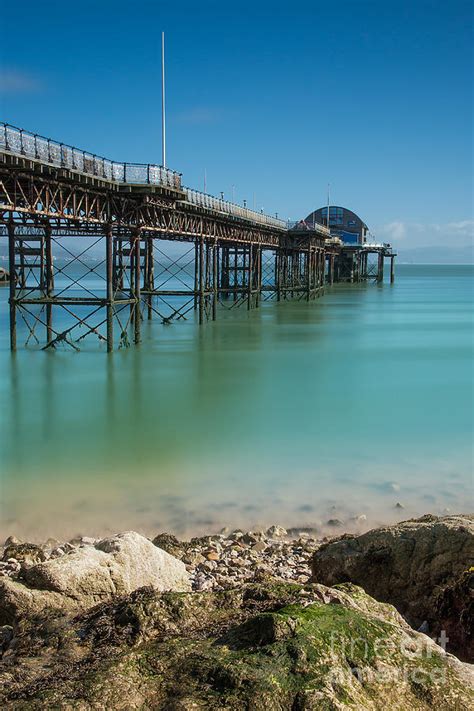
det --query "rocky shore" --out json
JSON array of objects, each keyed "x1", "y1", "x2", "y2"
[{"x1": 0, "y1": 514, "x2": 473, "y2": 708}]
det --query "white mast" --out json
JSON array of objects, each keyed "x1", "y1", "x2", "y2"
[
  {"x1": 327, "y1": 183, "x2": 330, "y2": 229},
  {"x1": 161, "y1": 32, "x2": 166, "y2": 168}
]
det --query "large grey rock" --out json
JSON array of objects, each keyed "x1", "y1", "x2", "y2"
[
  {"x1": 311, "y1": 514, "x2": 474, "y2": 656},
  {"x1": 1, "y1": 582, "x2": 473, "y2": 708},
  {"x1": 0, "y1": 531, "x2": 190, "y2": 624}
]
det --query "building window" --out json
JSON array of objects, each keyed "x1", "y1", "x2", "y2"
[{"x1": 321, "y1": 207, "x2": 343, "y2": 226}]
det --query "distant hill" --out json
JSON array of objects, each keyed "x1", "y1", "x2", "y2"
[
  {"x1": 396, "y1": 244, "x2": 473, "y2": 264},
  {"x1": 1, "y1": 240, "x2": 472, "y2": 264}
]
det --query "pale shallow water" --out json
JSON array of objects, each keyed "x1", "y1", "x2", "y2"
[{"x1": 0, "y1": 264, "x2": 473, "y2": 541}]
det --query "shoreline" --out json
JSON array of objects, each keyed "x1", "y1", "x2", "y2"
[
  {"x1": 2, "y1": 491, "x2": 467, "y2": 544},
  {"x1": 0, "y1": 511, "x2": 468, "y2": 594}
]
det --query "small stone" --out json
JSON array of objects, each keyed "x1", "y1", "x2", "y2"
[
  {"x1": 3, "y1": 536, "x2": 21, "y2": 547},
  {"x1": 80, "y1": 537, "x2": 97, "y2": 546},
  {"x1": 251, "y1": 541, "x2": 267, "y2": 553},
  {"x1": 230, "y1": 558, "x2": 247, "y2": 568},
  {"x1": 326, "y1": 519, "x2": 344, "y2": 528},
  {"x1": 189, "y1": 536, "x2": 216, "y2": 548},
  {"x1": 43, "y1": 537, "x2": 61, "y2": 550},
  {"x1": 266, "y1": 525, "x2": 287, "y2": 538},
  {"x1": 205, "y1": 551, "x2": 219, "y2": 561},
  {"x1": 50, "y1": 547, "x2": 66, "y2": 559},
  {"x1": 182, "y1": 552, "x2": 205, "y2": 566},
  {"x1": 199, "y1": 560, "x2": 217, "y2": 571}
]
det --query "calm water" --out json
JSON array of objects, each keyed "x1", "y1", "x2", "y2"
[{"x1": 0, "y1": 264, "x2": 473, "y2": 541}]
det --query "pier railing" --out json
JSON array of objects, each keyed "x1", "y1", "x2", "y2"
[
  {"x1": 0, "y1": 122, "x2": 289, "y2": 230},
  {"x1": 0, "y1": 122, "x2": 182, "y2": 190},
  {"x1": 287, "y1": 219, "x2": 330, "y2": 237},
  {"x1": 184, "y1": 188, "x2": 287, "y2": 230}
]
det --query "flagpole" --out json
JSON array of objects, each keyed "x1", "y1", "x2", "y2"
[
  {"x1": 161, "y1": 31, "x2": 166, "y2": 168},
  {"x1": 327, "y1": 183, "x2": 330, "y2": 229}
]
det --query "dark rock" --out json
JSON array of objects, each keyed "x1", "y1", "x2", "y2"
[
  {"x1": 312, "y1": 514, "x2": 474, "y2": 660},
  {"x1": 326, "y1": 518, "x2": 344, "y2": 527},
  {"x1": 152, "y1": 532, "x2": 185, "y2": 559},
  {"x1": 0, "y1": 625, "x2": 13, "y2": 655},
  {"x1": 434, "y1": 568, "x2": 474, "y2": 662}
]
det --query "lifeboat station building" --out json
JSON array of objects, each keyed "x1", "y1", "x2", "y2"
[{"x1": 304, "y1": 206, "x2": 369, "y2": 246}]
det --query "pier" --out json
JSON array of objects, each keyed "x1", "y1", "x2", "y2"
[{"x1": 0, "y1": 123, "x2": 396, "y2": 351}]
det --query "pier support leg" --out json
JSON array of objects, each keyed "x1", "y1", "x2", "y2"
[
  {"x1": 193, "y1": 241, "x2": 199, "y2": 309},
  {"x1": 276, "y1": 252, "x2": 281, "y2": 302},
  {"x1": 390, "y1": 256, "x2": 395, "y2": 283},
  {"x1": 212, "y1": 241, "x2": 218, "y2": 320},
  {"x1": 256, "y1": 246, "x2": 262, "y2": 307},
  {"x1": 316, "y1": 252, "x2": 320, "y2": 291},
  {"x1": 221, "y1": 246, "x2": 230, "y2": 299},
  {"x1": 8, "y1": 222, "x2": 16, "y2": 351},
  {"x1": 377, "y1": 252, "x2": 384, "y2": 283},
  {"x1": 134, "y1": 231, "x2": 141, "y2": 344},
  {"x1": 247, "y1": 244, "x2": 253, "y2": 310},
  {"x1": 44, "y1": 223, "x2": 54, "y2": 344},
  {"x1": 199, "y1": 238, "x2": 204, "y2": 324},
  {"x1": 106, "y1": 225, "x2": 114, "y2": 352},
  {"x1": 145, "y1": 238, "x2": 154, "y2": 320},
  {"x1": 306, "y1": 250, "x2": 311, "y2": 301},
  {"x1": 233, "y1": 248, "x2": 238, "y2": 302}
]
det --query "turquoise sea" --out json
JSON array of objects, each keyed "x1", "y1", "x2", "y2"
[{"x1": 0, "y1": 264, "x2": 473, "y2": 541}]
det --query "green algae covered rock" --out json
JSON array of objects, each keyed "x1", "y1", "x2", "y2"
[
  {"x1": 311, "y1": 514, "x2": 474, "y2": 661},
  {"x1": 1, "y1": 582, "x2": 472, "y2": 709}
]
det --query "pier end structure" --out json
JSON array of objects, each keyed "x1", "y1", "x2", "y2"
[{"x1": 299, "y1": 205, "x2": 396, "y2": 284}]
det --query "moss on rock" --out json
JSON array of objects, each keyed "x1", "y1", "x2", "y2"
[{"x1": 1, "y1": 582, "x2": 473, "y2": 709}]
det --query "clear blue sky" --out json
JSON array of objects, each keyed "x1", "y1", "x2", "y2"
[{"x1": 1, "y1": 0, "x2": 472, "y2": 250}]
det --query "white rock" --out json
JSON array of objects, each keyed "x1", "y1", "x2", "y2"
[{"x1": 22, "y1": 531, "x2": 190, "y2": 607}]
